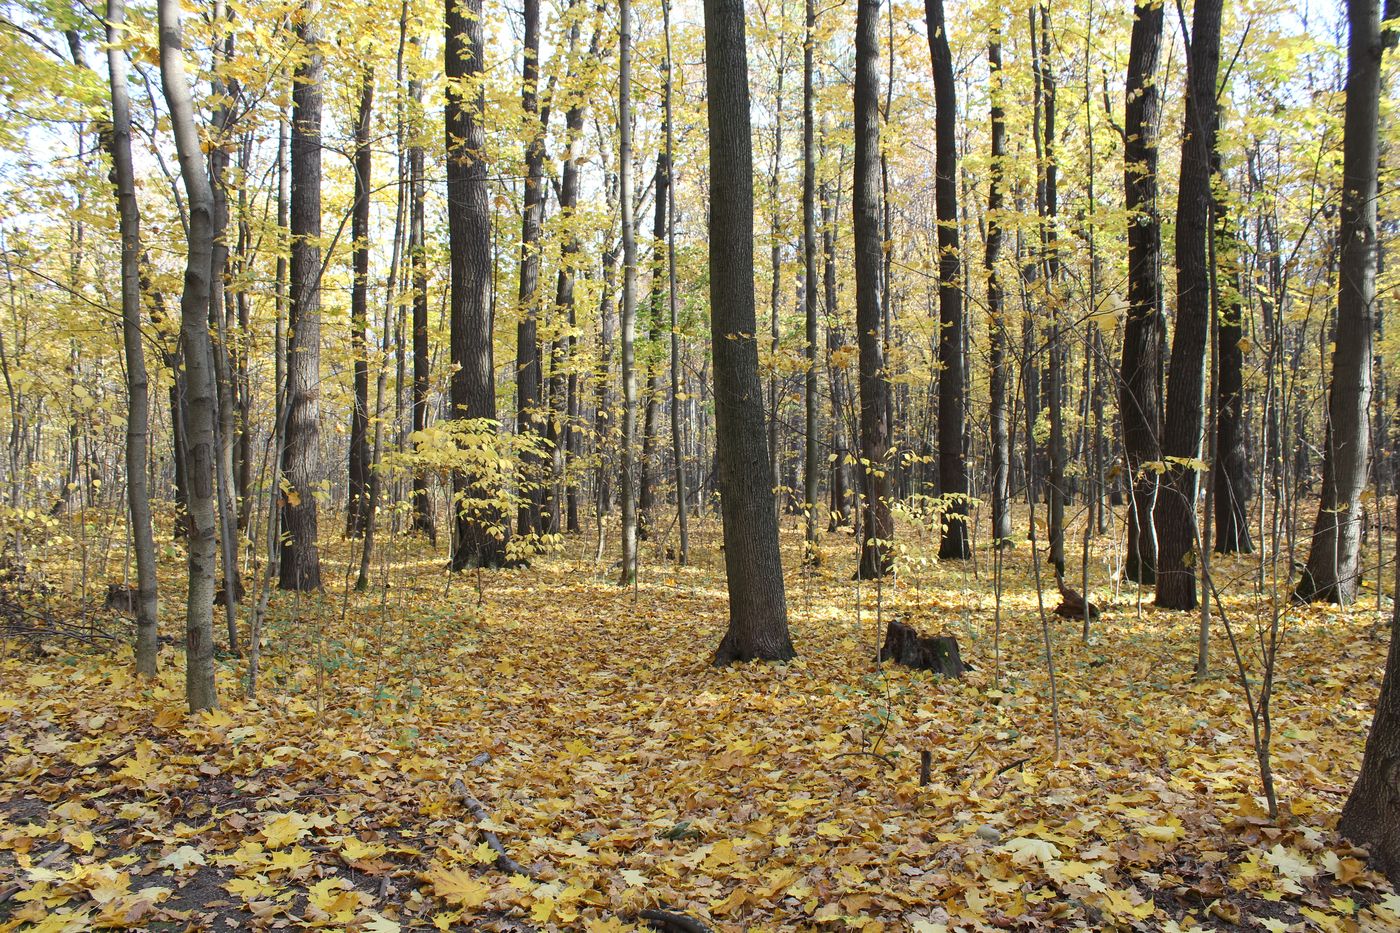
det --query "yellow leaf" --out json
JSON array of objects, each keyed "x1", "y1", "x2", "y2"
[{"x1": 426, "y1": 865, "x2": 491, "y2": 907}]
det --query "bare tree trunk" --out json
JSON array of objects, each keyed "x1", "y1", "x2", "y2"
[
  {"x1": 640, "y1": 155, "x2": 669, "y2": 541},
  {"x1": 853, "y1": 0, "x2": 893, "y2": 579},
  {"x1": 347, "y1": 70, "x2": 374, "y2": 538},
  {"x1": 446, "y1": 0, "x2": 510, "y2": 569},
  {"x1": 1296, "y1": 0, "x2": 1387, "y2": 604},
  {"x1": 822, "y1": 176, "x2": 851, "y2": 530},
  {"x1": 618, "y1": 0, "x2": 639, "y2": 585},
  {"x1": 408, "y1": 69, "x2": 434, "y2": 542},
  {"x1": 1120, "y1": 0, "x2": 1165, "y2": 584},
  {"x1": 986, "y1": 37, "x2": 1012, "y2": 547},
  {"x1": 1214, "y1": 212, "x2": 1255, "y2": 554},
  {"x1": 927, "y1": 0, "x2": 970, "y2": 560},
  {"x1": 515, "y1": 0, "x2": 545, "y2": 539},
  {"x1": 158, "y1": 0, "x2": 218, "y2": 710},
  {"x1": 279, "y1": 5, "x2": 325, "y2": 590},
  {"x1": 704, "y1": 0, "x2": 795, "y2": 664},
  {"x1": 801, "y1": 0, "x2": 819, "y2": 553},
  {"x1": 107, "y1": 0, "x2": 159, "y2": 678},
  {"x1": 664, "y1": 0, "x2": 689, "y2": 563},
  {"x1": 1156, "y1": 0, "x2": 1223, "y2": 610}
]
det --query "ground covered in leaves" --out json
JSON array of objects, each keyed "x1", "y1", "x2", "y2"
[{"x1": 1, "y1": 516, "x2": 1398, "y2": 931}]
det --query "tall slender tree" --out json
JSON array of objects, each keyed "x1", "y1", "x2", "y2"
[
  {"x1": 515, "y1": 0, "x2": 545, "y2": 539},
  {"x1": 280, "y1": 5, "x2": 325, "y2": 591},
  {"x1": 704, "y1": 0, "x2": 796, "y2": 664},
  {"x1": 1156, "y1": 0, "x2": 1224, "y2": 610},
  {"x1": 801, "y1": 0, "x2": 819, "y2": 552},
  {"x1": 347, "y1": 69, "x2": 374, "y2": 538},
  {"x1": 986, "y1": 35, "x2": 1012, "y2": 547},
  {"x1": 618, "y1": 0, "x2": 639, "y2": 585},
  {"x1": 107, "y1": 0, "x2": 159, "y2": 677},
  {"x1": 157, "y1": 0, "x2": 218, "y2": 709},
  {"x1": 926, "y1": 0, "x2": 969, "y2": 560},
  {"x1": 853, "y1": 0, "x2": 893, "y2": 578},
  {"x1": 1119, "y1": 0, "x2": 1166, "y2": 584},
  {"x1": 408, "y1": 61, "x2": 434, "y2": 542}
]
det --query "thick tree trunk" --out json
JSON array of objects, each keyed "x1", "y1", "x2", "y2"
[
  {"x1": 515, "y1": 0, "x2": 545, "y2": 539},
  {"x1": 107, "y1": 0, "x2": 159, "y2": 678},
  {"x1": 986, "y1": 38, "x2": 1012, "y2": 547},
  {"x1": 1155, "y1": 0, "x2": 1223, "y2": 610},
  {"x1": 446, "y1": 0, "x2": 510, "y2": 570},
  {"x1": 1296, "y1": 0, "x2": 1385, "y2": 604},
  {"x1": 1120, "y1": 0, "x2": 1165, "y2": 584},
  {"x1": 926, "y1": 0, "x2": 969, "y2": 560},
  {"x1": 347, "y1": 71, "x2": 374, "y2": 538},
  {"x1": 703, "y1": 0, "x2": 795, "y2": 664},
  {"x1": 853, "y1": 0, "x2": 893, "y2": 578},
  {"x1": 279, "y1": 7, "x2": 325, "y2": 591},
  {"x1": 158, "y1": 0, "x2": 218, "y2": 710}
]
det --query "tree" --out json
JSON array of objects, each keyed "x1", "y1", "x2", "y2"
[
  {"x1": 618, "y1": 0, "x2": 639, "y2": 585},
  {"x1": 664, "y1": 0, "x2": 689, "y2": 563},
  {"x1": 985, "y1": 35, "x2": 1012, "y2": 547},
  {"x1": 1214, "y1": 212, "x2": 1254, "y2": 554},
  {"x1": 515, "y1": 0, "x2": 545, "y2": 539},
  {"x1": 408, "y1": 64, "x2": 434, "y2": 543},
  {"x1": 1295, "y1": 0, "x2": 1388, "y2": 604},
  {"x1": 106, "y1": 0, "x2": 158, "y2": 677},
  {"x1": 1119, "y1": 0, "x2": 1166, "y2": 585},
  {"x1": 157, "y1": 0, "x2": 218, "y2": 709},
  {"x1": 853, "y1": 0, "x2": 893, "y2": 579},
  {"x1": 446, "y1": 0, "x2": 510, "y2": 569},
  {"x1": 925, "y1": 0, "x2": 969, "y2": 560},
  {"x1": 280, "y1": 5, "x2": 325, "y2": 591},
  {"x1": 1155, "y1": 0, "x2": 1223, "y2": 611},
  {"x1": 347, "y1": 70, "x2": 374, "y2": 538},
  {"x1": 703, "y1": 0, "x2": 796, "y2": 665},
  {"x1": 801, "y1": 0, "x2": 819, "y2": 553}
]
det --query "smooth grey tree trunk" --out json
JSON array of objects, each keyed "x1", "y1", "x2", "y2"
[
  {"x1": 618, "y1": 0, "x2": 639, "y2": 585},
  {"x1": 158, "y1": 0, "x2": 218, "y2": 710}
]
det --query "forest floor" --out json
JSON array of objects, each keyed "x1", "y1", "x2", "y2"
[{"x1": 0, "y1": 509, "x2": 1397, "y2": 931}]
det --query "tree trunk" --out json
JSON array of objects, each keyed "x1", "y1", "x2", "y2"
[
  {"x1": 801, "y1": 0, "x2": 819, "y2": 552},
  {"x1": 1214, "y1": 213, "x2": 1254, "y2": 554},
  {"x1": 446, "y1": 0, "x2": 510, "y2": 569},
  {"x1": 408, "y1": 72, "x2": 435, "y2": 543},
  {"x1": 347, "y1": 70, "x2": 374, "y2": 538},
  {"x1": 703, "y1": 0, "x2": 796, "y2": 664},
  {"x1": 279, "y1": 6, "x2": 325, "y2": 591},
  {"x1": 1296, "y1": 0, "x2": 1386, "y2": 604},
  {"x1": 1120, "y1": 0, "x2": 1165, "y2": 584},
  {"x1": 1155, "y1": 0, "x2": 1223, "y2": 610},
  {"x1": 822, "y1": 178, "x2": 851, "y2": 530},
  {"x1": 664, "y1": 0, "x2": 689, "y2": 562},
  {"x1": 853, "y1": 0, "x2": 893, "y2": 579},
  {"x1": 986, "y1": 37, "x2": 1012, "y2": 547},
  {"x1": 158, "y1": 0, "x2": 218, "y2": 710},
  {"x1": 927, "y1": 0, "x2": 969, "y2": 560},
  {"x1": 107, "y1": 0, "x2": 159, "y2": 678},
  {"x1": 618, "y1": 0, "x2": 639, "y2": 584},
  {"x1": 515, "y1": 0, "x2": 545, "y2": 539},
  {"x1": 640, "y1": 155, "x2": 670, "y2": 541}
]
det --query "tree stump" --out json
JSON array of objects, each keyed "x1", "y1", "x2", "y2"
[
  {"x1": 878, "y1": 619, "x2": 965, "y2": 677},
  {"x1": 1053, "y1": 579, "x2": 1100, "y2": 620}
]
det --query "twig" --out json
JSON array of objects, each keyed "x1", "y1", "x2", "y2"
[
  {"x1": 994, "y1": 756, "x2": 1031, "y2": 777},
  {"x1": 449, "y1": 778, "x2": 536, "y2": 878},
  {"x1": 638, "y1": 907, "x2": 712, "y2": 933},
  {"x1": 0, "y1": 843, "x2": 70, "y2": 904},
  {"x1": 829, "y1": 750, "x2": 896, "y2": 770}
]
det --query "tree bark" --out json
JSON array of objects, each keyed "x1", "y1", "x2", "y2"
[
  {"x1": 408, "y1": 68, "x2": 435, "y2": 542},
  {"x1": 664, "y1": 0, "x2": 689, "y2": 562},
  {"x1": 618, "y1": 0, "x2": 639, "y2": 584},
  {"x1": 515, "y1": 0, "x2": 545, "y2": 539},
  {"x1": 1214, "y1": 213, "x2": 1254, "y2": 554},
  {"x1": 1155, "y1": 0, "x2": 1223, "y2": 610},
  {"x1": 446, "y1": 0, "x2": 510, "y2": 569},
  {"x1": 279, "y1": 6, "x2": 325, "y2": 591},
  {"x1": 157, "y1": 0, "x2": 218, "y2": 709},
  {"x1": 926, "y1": 0, "x2": 969, "y2": 560},
  {"x1": 347, "y1": 70, "x2": 374, "y2": 538},
  {"x1": 853, "y1": 0, "x2": 893, "y2": 578},
  {"x1": 1296, "y1": 0, "x2": 1386, "y2": 604},
  {"x1": 986, "y1": 37, "x2": 1012, "y2": 547},
  {"x1": 703, "y1": 0, "x2": 796, "y2": 664},
  {"x1": 107, "y1": 0, "x2": 159, "y2": 678},
  {"x1": 801, "y1": 0, "x2": 819, "y2": 552}
]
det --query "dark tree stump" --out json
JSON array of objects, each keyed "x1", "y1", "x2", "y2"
[
  {"x1": 1053, "y1": 580, "x2": 1100, "y2": 620},
  {"x1": 878, "y1": 619, "x2": 965, "y2": 677}
]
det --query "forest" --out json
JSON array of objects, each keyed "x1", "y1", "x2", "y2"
[{"x1": 0, "y1": 0, "x2": 1398, "y2": 928}]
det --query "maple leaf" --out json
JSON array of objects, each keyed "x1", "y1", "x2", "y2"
[
  {"x1": 425, "y1": 865, "x2": 491, "y2": 908},
  {"x1": 261, "y1": 813, "x2": 310, "y2": 849},
  {"x1": 158, "y1": 845, "x2": 206, "y2": 870}
]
